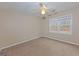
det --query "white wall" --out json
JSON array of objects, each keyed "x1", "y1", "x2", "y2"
[
  {"x1": 0, "y1": 10, "x2": 41, "y2": 49},
  {"x1": 43, "y1": 7, "x2": 79, "y2": 44}
]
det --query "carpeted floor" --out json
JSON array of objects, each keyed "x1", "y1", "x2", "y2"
[{"x1": 0, "y1": 37, "x2": 79, "y2": 56}]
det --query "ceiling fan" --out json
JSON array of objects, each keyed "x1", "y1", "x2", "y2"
[{"x1": 39, "y1": 3, "x2": 58, "y2": 19}]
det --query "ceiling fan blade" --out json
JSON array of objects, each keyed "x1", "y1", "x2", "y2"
[{"x1": 39, "y1": 3, "x2": 43, "y2": 7}]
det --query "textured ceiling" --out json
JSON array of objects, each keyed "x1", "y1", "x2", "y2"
[{"x1": 0, "y1": 2, "x2": 79, "y2": 17}]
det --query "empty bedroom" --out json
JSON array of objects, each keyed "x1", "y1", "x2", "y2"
[{"x1": 0, "y1": 2, "x2": 79, "y2": 56}]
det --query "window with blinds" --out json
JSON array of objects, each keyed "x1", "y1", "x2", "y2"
[{"x1": 49, "y1": 14, "x2": 72, "y2": 34}]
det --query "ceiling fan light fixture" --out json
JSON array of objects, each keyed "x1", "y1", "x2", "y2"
[
  {"x1": 41, "y1": 9, "x2": 45, "y2": 15},
  {"x1": 40, "y1": 3, "x2": 47, "y2": 15}
]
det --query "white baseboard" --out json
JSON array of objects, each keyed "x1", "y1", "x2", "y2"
[
  {"x1": 0, "y1": 36, "x2": 40, "y2": 51},
  {"x1": 44, "y1": 36, "x2": 79, "y2": 46}
]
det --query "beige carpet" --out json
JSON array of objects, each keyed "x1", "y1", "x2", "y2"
[{"x1": 0, "y1": 37, "x2": 79, "y2": 56}]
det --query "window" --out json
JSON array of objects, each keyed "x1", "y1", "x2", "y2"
[{"x1": 49, "y1": 14, "x2": 72, "y2": 34}]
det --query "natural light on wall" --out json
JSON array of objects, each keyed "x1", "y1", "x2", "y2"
[{"x1": 49, "y1": 14, "x2": 72, "y2": 34}]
